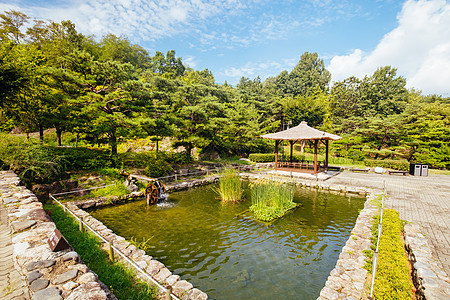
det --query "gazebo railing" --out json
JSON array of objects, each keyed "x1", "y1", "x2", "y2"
[{"x1": 276, "y1": 160, "x2": 326, "y2": 172}]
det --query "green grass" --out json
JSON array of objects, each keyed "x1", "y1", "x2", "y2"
[
  {"x1": 364, "y1": 209, "x2": 414, "y2": 299},
  {"x1": 45, "y1": 204, "x2": 157, "y2": 300},
  {"x1": 214, "y1": 168, "x2": 242, "y2": 202},
  {"x1": 429, "y1": 169, "x2": 450, "y2": 175},
  {"x1": 249, "y1": 177, "x2": 296, "y2": 222}
]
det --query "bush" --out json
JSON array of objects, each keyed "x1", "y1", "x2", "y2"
[
  {"x1": 144, "y1": 153, "x2": 173, "y2": 178},
  {"x1": 374, "y1": 209, "x2": 414, "y2": 299},
  {"x1": 46, "y1": 146, "x2": 117, "y2": 170},
  {"x1": 364, "y1": 159, "x2": 409, "y2": 170},
  {"x1": 0, "y1": 134, "x2": 66, "y2": 183},
  {"x1": 249, "y1": 153, "x2": 306, "y2": 163}
]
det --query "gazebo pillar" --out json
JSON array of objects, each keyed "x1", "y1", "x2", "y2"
[
  {"x1": 314, "y1": 140, "x2": 318, "y2": 174},
  {"x1": 275, "y1": 140, "x2": 279, "y2": 170},
  {"x1": 325, "y1": 140, "x2": 329, "y2": 170},
  {"x1": 289, "y1": 141, "x2": 294, "y2": 163}
]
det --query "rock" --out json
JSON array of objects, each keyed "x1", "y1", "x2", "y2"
[
  {"x1": 19, "y1": 209, "x2": 51, "y2": 222},
  {"x1": 31, "y1": 184, "x2": 50, "y2": 201},
  {"x1": 62, "y1": 281, "x2": 79, "y2": 291},
  {"x1": 3, "y1": 197, "x2": 19, "y2": 204},
  {"x1": 146, "y1": 260, "x2": 164, "y2": 276},
  {"x1": 77, "y1": 272, "x2": 97, "y2": 284},
  {"x1": 11, "y1": 220, "x2": 37, "y2": 233},
  {"x1": 166, "y1": 275, "x2": 180, "y2": 286},
  {"x1": 32, "y1": 286, "x2": 62, "y2": 300},
  {"x1": 30, "y1": 278, "x2": 50, "y2": 291},
  {"x1": 185, "y1": 288, "x2": 208, "y2": 300},
  {"x1": 68, "y1": 264, "x2": 89, "y2": 274},
  {"x1": 173, "y1": 280, "x2": 193, "y2": 297},
  {"x1": 26, "y1": 260, "x2": 56, "y2": 271},
  {"x1": 319, "y1": 286, "x2": 339, "y2": 300},
  {"x1": 62, "y1": 251, "x2": 80, "y2": 262},
  {"x1": 66, "y1": 282, "x2": 107, "y2": 300},
  {"x1": 53, "y1": 269, "x2": 79, "y2": 285},
  {"x1": 135, "y1": 260, "x2": 147, "y2": 270},
  {"x1": 126, "y1": 183, "x2": 139, "y2": 192},
  {"x1": 27, "y1": 270, "x2": 43, "y2": 283},
  {"x1": 154, "y1": 267, "x2": 172, "y2": 283}
]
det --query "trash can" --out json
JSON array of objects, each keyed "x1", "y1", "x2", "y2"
[
  {"x1": 409, "y1": 163, "x2": 428, "y2": 176},
  {"x1": 421, "y1": 164, "x2": 428, "y2": 176}
]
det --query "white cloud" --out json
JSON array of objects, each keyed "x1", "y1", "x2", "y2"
[
  {"x1": 328, "y1": 0, "x2": 450, "y2": 96},
  {"x1": 1, "y1": 0, "x2": 251, "y2": 42},
  {"x1": 223, "y1": 61, "x2": 283, "y2": 80}
]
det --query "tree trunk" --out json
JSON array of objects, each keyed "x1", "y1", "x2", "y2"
[
  {"x1": 156, "y1": 140, "x2": 159, "y2": 152},
  {"x1": 56, "y1": 127, "x2": 62, "y2": 146},
  {"x1": 300, "y1": 140, "x2": 305, "y2": 154},
  {"x1": 75, "y1": 133, "x2": 79, "y2": 147},
  {"x1": 109, "y1": 131, "x2": 117, "y2": 155},
  {"x1": 39, "y1": 124, "x2": 44, "y2": 144}
]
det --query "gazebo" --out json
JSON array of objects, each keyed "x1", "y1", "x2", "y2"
[{"x1": 261, "y1": 121, "x2": 342, "y2": 175}]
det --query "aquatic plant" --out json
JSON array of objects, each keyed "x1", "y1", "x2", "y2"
[
  {"x1": 214, "y1": 168, "x2": 242, "y2": 202},
  {"x1": 249, "y1": 177, "x2": 296, "y2": 222}
]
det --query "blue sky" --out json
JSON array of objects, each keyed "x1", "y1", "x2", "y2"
[{"x1": 2, "y1": 0, "x2": 450, "y2": 95}]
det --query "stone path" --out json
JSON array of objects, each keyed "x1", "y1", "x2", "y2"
[
  {"x1": 0, "y1": 196, "x2": 31, "y2": 300},
  {"x1": 327, "y1": 171, "x2": 450, "y2": 278}
]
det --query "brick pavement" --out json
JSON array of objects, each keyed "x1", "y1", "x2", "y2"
[
  {"x1": 327, "y1": 171, "x2": 450, "y2": 278},
  {"x1": 0, "y1": 199, "x2": 30, "y2": 300}
]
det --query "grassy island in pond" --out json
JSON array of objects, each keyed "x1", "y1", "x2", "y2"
[
  {"x1": 214, "y1": 168, "x2": 242, "y2": 203},
  {"x1": 249, "y1": 177, "x2": 297, "y2": 222}
]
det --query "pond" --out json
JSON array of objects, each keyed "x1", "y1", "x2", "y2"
[{"x1": 90, "y1": 181, "x2": 365, "y2": 300}]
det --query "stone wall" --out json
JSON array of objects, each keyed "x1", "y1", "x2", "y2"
[
  {"x1": 404, "y1": 223, "x2": 450, "y2": 299},
  {"x1": 0, "y1": 171, "x2": 113, "y2": 300}
]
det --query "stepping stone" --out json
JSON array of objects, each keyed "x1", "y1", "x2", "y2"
[
  {"x1": 27, "y1": 270, "x2": 43, "y2": 283},
  {"x1": 11, "y1": 220, "x2": 36, "y2": 233},
  {"x1": 53, "y1": 269, "x2": 78, "y2": 285},
  {"x1": 33, "y1": 286, "x2": 62, "y2": 300},
  {"x1": 26, "y1": 259, "x2": 56, "y2": 271},
  {"x1": 30, "y1": 278, "x2": 50, "y2": 291}
]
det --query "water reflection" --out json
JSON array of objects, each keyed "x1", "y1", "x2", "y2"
[{"x1": 90, "y1": 182, "x2": 364, "y2": 300}]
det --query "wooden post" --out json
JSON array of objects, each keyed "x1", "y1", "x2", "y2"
[
  {"x1": 314, "y1": 140, "x2": 318, "y2": 174},
  {"x1": 79, "y1": 218, "x2": 83, "y2": 232},
  {"x1": 275, "y1": 140, "x2": 279, "y2": 170},
  {"x1": 165, "y1": 285, "x2": 172, "y2": 300},
  {"x1": 289, "y1": 141, "x2": 293, "y2": 163},
  {"x1": 325, "y1": 140, "x2": 329, "y2": 170},
  {"x1": 108, "y1": 242, "x2": 114, "y2": 261}
]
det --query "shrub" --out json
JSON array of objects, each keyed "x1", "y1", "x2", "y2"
[
  {"x1": 144, "y1": 153, "x2": 173, "y2": 178},
  {"x1": 249, "y1": 178, "x2": 296, "y2": 222},
  {"x1": 47, "y1": 146, "x2": 116, "y2": 170},
  {"x1": 373, "y1": 209, "x2": 414, "y2": 299},
  {"x1": 214, "y1": 168, "x2": 242, "y2": 202},
  {"x1": 364, "y1": 159, "x2": 409, "y2": 171}
]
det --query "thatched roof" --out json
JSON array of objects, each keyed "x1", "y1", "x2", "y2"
[{"x1": 261, "y1": 121, "x2": 341, "y2": 141}]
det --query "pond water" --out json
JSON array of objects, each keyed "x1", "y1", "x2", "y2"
[{"x1": 90, "y1": 182, "x2": 365, "y2": 300}]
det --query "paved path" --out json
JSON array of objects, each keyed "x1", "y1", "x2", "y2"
[
  {"x1": 0, "y1": 199, "x2": 30, "y2": 300},
  {"x1": 327, "y1": 172, "x2": 450, "y2": 277}
]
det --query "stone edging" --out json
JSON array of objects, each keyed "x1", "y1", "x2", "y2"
[
  {"x1": 62, "y1": 177, "x2": 219, "y2": 300},
  {"x1": 404, "y1": 223, "x2": 450, "y2": 299},
  {"x1": 0, "y1": 171, "x2": 113, "y2": 300}
]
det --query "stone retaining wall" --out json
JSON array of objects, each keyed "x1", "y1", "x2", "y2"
[
  {"x1": 404, "y1": 223, "x2": 450, "y2": 299},
  {"x1": 0, "y1": 171, "x2": 113, "y2": 300}
]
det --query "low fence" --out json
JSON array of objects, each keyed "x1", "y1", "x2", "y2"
[
  {"x1": 369, "y1": 180, "x2": 387, "y2": 299},
  {"x1": 49, "y1": 193, "x2": 180, "y2": 300}
]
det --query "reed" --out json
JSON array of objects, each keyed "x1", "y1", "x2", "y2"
[
  {"x1": 214, "y1": 168, "x2": 242, "y2": 202},
  {"x1": 249, "y1": 177, "x2": 296, "y2": 222}
]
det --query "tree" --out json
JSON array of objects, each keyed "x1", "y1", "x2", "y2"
[
  {"x1": 0, "y1": 10, "x2": 29, "y2": 43},
  {"x1": 284, "y1": 52, "x2": 331, "y2": 97}
]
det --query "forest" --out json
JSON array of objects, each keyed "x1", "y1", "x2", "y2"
[{"x1": 1, "y1": 10, "x2": 449, "y2": 170}]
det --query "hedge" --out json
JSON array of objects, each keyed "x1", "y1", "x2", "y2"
[
  {"x1": 364, "y1": 159, "x2": 409, "y2": 171},
  {"x1": 249, "y1": 153, "x2": 306, "y2": 163},
  {"x1": 374, "y1": 209, "x2": 414, "y2": 299}
]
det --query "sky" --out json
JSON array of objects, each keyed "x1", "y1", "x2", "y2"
[{"x1": 1, "y1": 0, "x2": 450, "y2": 96}]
